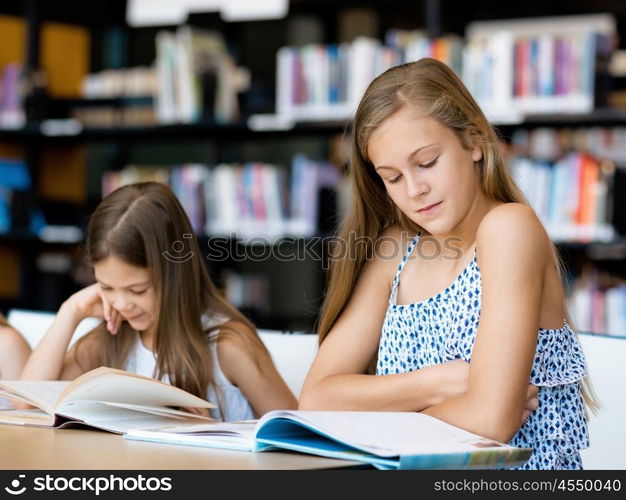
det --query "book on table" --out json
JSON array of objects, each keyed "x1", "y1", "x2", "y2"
[
  {"x1": 125, "y1": 410, "x2": 532, "y2": 470},
  {"x1": 0, "y1": 367, "x2": 215, "y2": 434}
]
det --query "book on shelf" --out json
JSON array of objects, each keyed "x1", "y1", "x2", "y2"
[
  {"x1": 0, "y1": 367, "x2": 214, "y2": 434},
  {"x1": 275, "y1": 32, "x2": 463, "y2": 123},
  {"x1": 464, "y1": 13, "x2": 616, "y2": 123},
  {"x1": 125, "y1": 410, "x2": 532, "y2": 470},
  {"x1": 102, "y1": 157, "x2": 341, "y2": 240},
  {"x1": 154, "y1": 25, "x2": 248, "y2": 125},
  {"x1": 509, "y1": 152, "x2": 616, "y2": 243},
  {"x1": 569, "y1": 273, "x2": 626, "y2": 336},
  {"x1": 0, "y1": 63, "x2": 26, "y2": 129}
]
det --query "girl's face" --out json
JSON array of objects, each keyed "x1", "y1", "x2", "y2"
[
  {"x1": 367, "y1": 107, "x2": 484, "y2": 236},
  {"x1": 94, "y1": 255, "x2": 157, "y2": 333}
]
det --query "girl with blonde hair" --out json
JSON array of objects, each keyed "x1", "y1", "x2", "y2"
[{"x1": 300, "y1": 58, "x2": 591, "y2": 469}]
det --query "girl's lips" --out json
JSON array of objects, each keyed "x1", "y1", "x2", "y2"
[{"x1": 417, "y1": 201, "x2": 442, "y2": 213}]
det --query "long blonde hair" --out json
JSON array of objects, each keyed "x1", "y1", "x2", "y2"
[
  {"x1": 74, "y1": 182, "x2": 263, "y2": 400},
  {"x1": 318, "y1": 58, "x2": 597, "y2": 410}
]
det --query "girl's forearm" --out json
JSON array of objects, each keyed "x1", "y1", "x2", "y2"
[
  {"x1": 20, "y1": 302, "x2": 82, "y2": 380},
  {"x1": 422, "y1": 394, "x2": 522, "y2": 443},
  {"x1": 299, "y1": 365, "x2": 452, "y2": 412}
]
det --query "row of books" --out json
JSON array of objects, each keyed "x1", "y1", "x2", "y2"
[
  {"x1": 510, "y1": 126, "x2": 626, "y2": 165},
  {"x1": 70, "y1": 105, "x2": 157, "y2": 128},
  {"x1": 509, "y1": 153, "x2": 616, "y2": 243},
  {"x1": 272, "y1": 14, "x2": 615, "y2": 125},
  {"x1": 275, "y1": 33, "x2": 463, "y2": 122},
  {"x1": 81, "y1": 67, "x2": 157, "y2": 99},
  {"x1": 568, "y1": 273, "x2": 626, "y2": 337},
  {"x1": 101, "y1": 156, "x2": 341, "y2": 239},
  {"x1": 155, "y1": 25, "x2": 250, "y2": 124},
  {"x1": 463, "y1": 14, "x2": 615, "y2": 123},
  {"x1": 0, "y1": 63, "x2": 26, "y2": 129}
]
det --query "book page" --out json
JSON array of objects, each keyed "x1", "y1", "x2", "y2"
[
  {"x1": 141, "y1": 420, "x2": 258, "y2": 436},
  {"x1": 257, "y1": 411, "x2": 509, "y2": 457},
  {"x1": 55, "y1": 401, "x2": 216, "y2": 434},
  {"x1": 0, "y1": 381, "x2": 69, "y2": 415},
  {"x1": 94, "y1": 402, "x2": 215, "y2": 421},
  {"x1": 0, "y1": 408, "x2": 55, "y2": 426},
  {"x1": 125, "y1": 428, "x2": 257, "y2": 452},
  {"x1": 58, "y1": 367, "x2": 214, "y2": 409},
  {"x1": 125, "y1": 421, "x2": 258, "y2": 451}
]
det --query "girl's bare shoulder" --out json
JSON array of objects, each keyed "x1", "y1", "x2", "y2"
[{"x1": 476, "y1": 203, "x2": 551, "y2": 266}]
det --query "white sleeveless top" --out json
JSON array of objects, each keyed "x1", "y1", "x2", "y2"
[{"x1": 122, "y1": 313, "x2": 255, "y2": 422}]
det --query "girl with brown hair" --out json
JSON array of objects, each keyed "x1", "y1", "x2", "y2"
[
  {"x1": 21, "y1": 182, "x2": 296, "y2": 420},
  {"x1": 299, "y1": 58, "x2": 592, "y2": 469}
]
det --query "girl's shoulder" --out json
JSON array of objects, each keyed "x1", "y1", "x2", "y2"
[
  {"x1": 202, "y1": 311, "x2": 231, "y2": 330},
  {"x1": 476, "y1": 202, "x2": 552, "y2": 268},
  {"x1": 0, "y1": 324, "x2": 30, "y2": 351},
  {"x1": 477, "y1": 203, "x2": 549, "y2": 246}
]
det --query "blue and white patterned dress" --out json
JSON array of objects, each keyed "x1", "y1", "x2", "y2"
[{"x1": 376, "y1": 234, "x2": 590, "y2": 469}]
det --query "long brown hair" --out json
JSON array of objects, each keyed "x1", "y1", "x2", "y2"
[
  {"x1": 318, "y1": 58, "x2": 597, "y2": 410},
  {"x1": 74, "y1": 182, "x2": 259, "y2": 399}
]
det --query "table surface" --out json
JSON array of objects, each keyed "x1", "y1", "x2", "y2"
[{"x1": 0, "y1": 424, "x2": 360, "y2": 470}]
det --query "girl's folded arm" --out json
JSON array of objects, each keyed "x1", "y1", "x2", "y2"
[
  {"x1": 299, "y1": 230, "x2": 470, "y2": 412},
  {"x1": 422, "y1": 204, "x2": 548, "y2": 442}
]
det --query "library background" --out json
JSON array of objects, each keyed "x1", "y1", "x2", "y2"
[
  {"x1": 0, "y1": 2, "x2": 625, "y2": 339},
  {"x1": 0, "y1": 0, "x2": 625, "y2": 469}
]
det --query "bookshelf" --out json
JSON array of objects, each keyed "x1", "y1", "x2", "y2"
[{"x1": 1, "y1": 0, "x2": 625, "y2": 335}]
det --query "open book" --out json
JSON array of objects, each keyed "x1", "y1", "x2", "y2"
[
  {"x1": 0, "y1": 367, "x2": 215, "y2": 434},
  {"x1": 125, "y1": 410, "x2": 532, "y2": 469}
]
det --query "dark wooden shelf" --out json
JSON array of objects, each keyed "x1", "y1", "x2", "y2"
[
  {"x1": 495, "y1": 108, "x2": 626, "y2": 129},
  {"x1": 4, "y1": 108, "x2": 626, "y2": 143},
  {"x1": 0, "y1": 231, "x2": 82, "y2": 247},
  {"x1": 0, "y1": 120, "x2": 348, "y2": 142}
]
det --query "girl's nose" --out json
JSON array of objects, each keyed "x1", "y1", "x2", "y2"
[
  {"x1": 112, "y1": 295, "x2": 133, "y2": 313},
  {"x1": 406, "y1": 174, "x2": 429, "y2": 199}
]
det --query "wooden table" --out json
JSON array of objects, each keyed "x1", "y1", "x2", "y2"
[{"x1": 0, "y1": 425, "x2": 360, "y2": 470}]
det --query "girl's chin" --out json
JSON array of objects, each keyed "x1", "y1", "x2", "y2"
[{"x1": 126, "y1": 313, "x2": 149, "y2": 327}]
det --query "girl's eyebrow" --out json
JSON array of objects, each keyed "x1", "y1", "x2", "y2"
[
  {"x1": 98, "y1": 280, "x2": 151, "y2": 289},
  {"x1": 375, "y1": 143, "x2": 439, "y2": 171}
]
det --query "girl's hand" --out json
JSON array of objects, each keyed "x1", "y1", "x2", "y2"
[
  {"x1": 180, "y1": 406, "x2": 212, "y2": 418},
  {"x1": 521, "y1": 384, "x2": 540, "y2": 424},
  {"x1": 65, "y1": 283, "x2": 122, "y2": 335}
]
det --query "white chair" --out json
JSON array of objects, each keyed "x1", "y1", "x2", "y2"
[
  {"x1": 5, "y1": 309, "x2": 318, "y2": 397},
  {"x1": 579, "y1": 333, "x2": 626, "y2": 469},
  {"x1": 258, "y1": 330, "x2": 317, "y2": 397}
]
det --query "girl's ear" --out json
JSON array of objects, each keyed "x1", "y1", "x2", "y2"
[
  {"x1": 462, "y1": 128, "x2": 483, "y2": 162},
  {"x1": 471, "y1": 145, "x2": 483, "y2": 162}
]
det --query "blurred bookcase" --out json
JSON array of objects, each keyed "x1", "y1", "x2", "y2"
[{"x1": 0, "y1": 0, "x2": 625, "y2": 335}]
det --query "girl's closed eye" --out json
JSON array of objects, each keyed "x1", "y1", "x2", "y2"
[
  {"x1": 419, "y1": 156, "x2": 439, "y2": 168},
  {"x1": 131, "y1": 289, "x2": 147, "y2": 295},
  {"x1": 387, "y1": 174, "x2": 402, "y2": 184}
]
